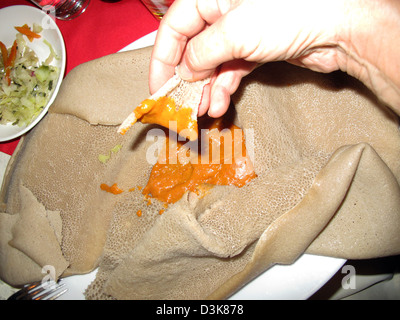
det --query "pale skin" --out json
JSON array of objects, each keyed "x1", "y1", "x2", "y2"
[{"x1": 149, "y1": 0, "x2": 400, "y2": 118}]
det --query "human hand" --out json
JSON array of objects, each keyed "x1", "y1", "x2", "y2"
[{"x1": 149, "y1": 0, "x2": 400, "y2": 117}]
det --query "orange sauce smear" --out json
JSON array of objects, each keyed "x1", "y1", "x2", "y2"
[
  {"x1": 105, "y1": 95, "x2": 257, "y2": 216},
  {"x1": 142, "y1": 118, "x2": 257, "y2": 204},
  {"x1": 133, "y1": 96, "x2": 198, "y2": 141},
  {"x1": 100, "y1": 183, "x2": 124, "y2": 195}
]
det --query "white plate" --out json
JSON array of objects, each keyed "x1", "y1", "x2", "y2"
[
  {"x1": 56, "y1": 31, "x2": 346, "y2": 300},
  {"x1": 0, "y1": 5, "x2": 66, "y2": 142},
  {"x1": 229, "y1": 254, "x2": 345, "y2": 300}
]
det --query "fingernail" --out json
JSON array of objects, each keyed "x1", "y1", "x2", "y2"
[{"x1": 208, "y1": 85, "x2": 229, "y2": 118}]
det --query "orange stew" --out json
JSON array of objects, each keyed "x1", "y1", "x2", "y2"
[
  {"x1": 105, "y1": 94, "x2": 257, "y2": 213},
  {"x1": 142, "y1": 118, "x2": 257, "y2": 204},
  {"x1": 100, "y1": 183, "x2": 124, "y2": 195},
  {"x1": 132, "y1": 96, "x2": 198, "y2": 141}
]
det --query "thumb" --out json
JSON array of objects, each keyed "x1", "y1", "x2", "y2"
[{"x1": 178, "y1": 6, "x2": 255, "y2": 81}]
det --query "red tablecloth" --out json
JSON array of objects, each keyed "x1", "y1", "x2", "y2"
[{"x1": 0, "y1": 0, "x2": 160, "y2": 155}]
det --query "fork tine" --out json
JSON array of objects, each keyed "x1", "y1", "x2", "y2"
[
  {"x1": 7, "y1": 281, "x2": 42, "y2": 300},
  {"x1": 8, "y1": 280, "x2": 68, "y2": 300},
  {"x1": 34, "y1": 282, "x2": 67, "y2": 300},
  {"x1": 26, "y1": 282, "x2": 51, "y2": 300}
]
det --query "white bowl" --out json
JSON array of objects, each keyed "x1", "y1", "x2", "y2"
[{"x1": 0, "y1": 5, "x2": 66, "y2": 142}]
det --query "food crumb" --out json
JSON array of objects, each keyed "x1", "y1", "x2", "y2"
[
  {"x1": 100, "y1": 183, "x2": 123, "y2": 195},
  {"x1": 98, "y1": 144, "x2": 123, "y2": 164}
]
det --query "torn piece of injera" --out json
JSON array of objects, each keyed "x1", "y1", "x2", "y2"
[{"x1": 118, "y1": 70, "x2": 210, "y2": 141}]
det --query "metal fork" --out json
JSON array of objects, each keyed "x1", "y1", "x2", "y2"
[{"x1": 7, "y1": 280, "x2": 68, "y2": 300}]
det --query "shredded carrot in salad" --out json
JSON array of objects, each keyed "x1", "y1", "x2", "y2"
[{"x1": 15, "y1": 24, "x2": 41, "y2": 42}]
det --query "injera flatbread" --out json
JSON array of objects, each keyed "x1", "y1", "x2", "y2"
[{"x1": 0, "y1": 46, "x2": 399, "y2": 299}]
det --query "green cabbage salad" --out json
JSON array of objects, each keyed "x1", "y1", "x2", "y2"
[{"x1": 0, "y1": 24, "x2": 59, "y2": 127}]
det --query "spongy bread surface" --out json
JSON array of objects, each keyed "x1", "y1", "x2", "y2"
[{"x1": 0, "y1": 47, "x2": 399, "y2": 299}]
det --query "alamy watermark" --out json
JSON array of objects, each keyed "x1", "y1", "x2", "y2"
[
  {"x1": 145, "y1": 121, "x2": 256, "y2": 166},
  {"x1": 41, "y1": 264, "x2": 57, "y2": 289},
  {"x1": 341, "y1": 264, "x2": 356, "y2": 290}
]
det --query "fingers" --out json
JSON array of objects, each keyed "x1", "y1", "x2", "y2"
[
  {"x1": 198, "y1": 60, "x2": 257, "y2": 117},
  {"x1": 154, "y1": 1, "x2": 260, "y2": 118},
  {"x1": 150, "y1": 0, "x2": 346, "y2": 118},
  {"x1": 149, "y1": 0, "x2": 206, "y2": 94},
  {"x1": 177, "y1": 8, "x2": 242, "y2": 81},
  {"x1": 150, "y1": 0, "x2": 245, "y2": 93},
  {"x1": 178, "y1": 1, "x2": 268, "y2": 84}
]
